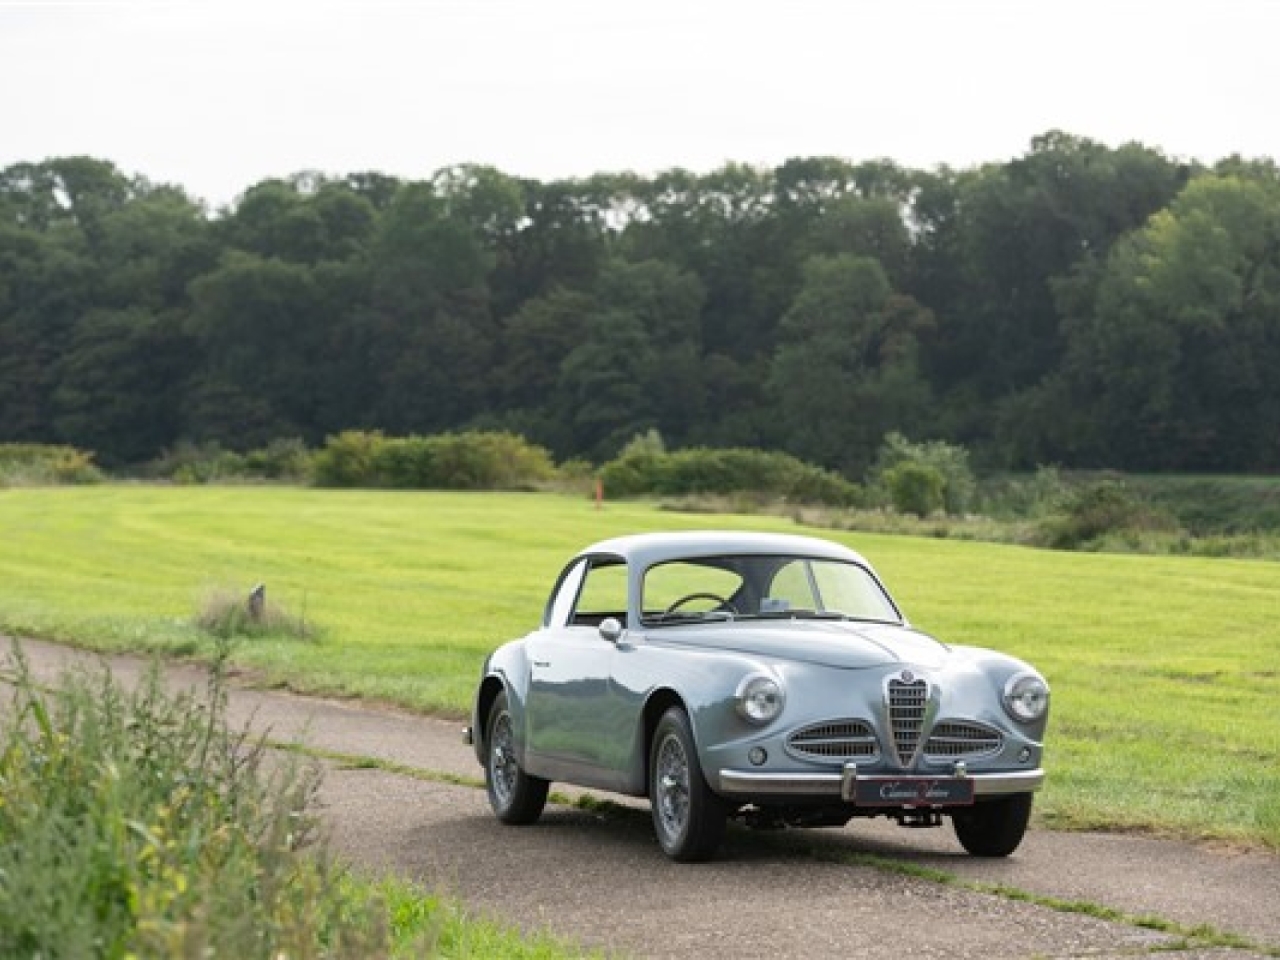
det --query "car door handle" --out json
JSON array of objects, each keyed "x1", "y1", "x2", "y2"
[{"x1": 532, "y1": 660, "x2": 551, "y2": 668}]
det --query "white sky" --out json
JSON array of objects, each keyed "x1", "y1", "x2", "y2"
[{"x1": 3, "y1": 0, "x2": 1277, "y2": 209}]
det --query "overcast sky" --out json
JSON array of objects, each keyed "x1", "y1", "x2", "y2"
[{"x1": 3, "y1": 0, "x2": 1277, "y2": 208}]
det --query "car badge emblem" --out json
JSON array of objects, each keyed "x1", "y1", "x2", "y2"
[{"x1": 901, "y1": 669, "x2": 915, "y2": 683}]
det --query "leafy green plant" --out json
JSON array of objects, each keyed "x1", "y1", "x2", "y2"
[
  {"x1": 0, "y1": 443, "x2": 103, "y2": 486},
  {"x1": 869, "y1": 433, "x2": 975, "y2": 515},
  {"x1": 312, "y1": 430, "x2": 555, "y2": 490},
  {"x1": 883, "y1": 460, "x2": 945, "y2": 517},
  {"x1": 0, "y1": 644, "x2": 376, "y2": 958},
  {"x1": 1036, "y1": 479, "x2": 1182, "y2": 550},
  {"x1": 599, "y1": 446, "x2": 860, "y2": 506}
]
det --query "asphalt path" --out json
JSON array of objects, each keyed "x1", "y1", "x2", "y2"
[{"x1": 4, "y1": 636, "x2": 1278, "y2": 959}]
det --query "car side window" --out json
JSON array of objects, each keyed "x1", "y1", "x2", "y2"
[
  {"x1": 572, "y1": 560, "x2": 628, "y2": 627},
  {"x1": 545, "y1": 559, "x2": 588, "y2": 628}
]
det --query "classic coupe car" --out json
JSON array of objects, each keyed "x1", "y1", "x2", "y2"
[{"x1": 466, "y1": 531, "x2": 1049, "y2": 861}]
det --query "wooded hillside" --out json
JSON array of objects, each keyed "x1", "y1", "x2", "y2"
[{"x1": 3, "y1": 132, "x2": 1277, "y2": 472}]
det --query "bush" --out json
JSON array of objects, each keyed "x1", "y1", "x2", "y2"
[
  {"x1": 0, "y1": 443, "x2": 103, "y2": 485},
  {"x1": 1036, "y1": 479, "x2": 1182, "y2": 550},
  {"x1": 599, "y1": 446, "x2": 861, "y2": 506},
  {"x1": 148, "y1": 439, "x2": 312, "y2": 484},
  {"x1": 312, "y1": 430, "x2": 556, "y2": 491},
  {"x1": 982, "y1": 465, "x2": 1069, "y2": 519},
  {"x1": 241, "y1": 437, "x2": 313, "y2": 481},
  {"x1": 0, "y1": 644, "x2": 389, "y2": 958},
  {"x1": 310, "y1": 430, "x2": 384, "y2": 487},
  {"x1": 883, "y1": 460, "x2": 945, "y2": 517},
  {"x1": 869, "y1": 433, "x2": 975, "y2": 515}
]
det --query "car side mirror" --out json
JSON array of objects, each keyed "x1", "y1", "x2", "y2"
[{"x1": 598, "y1": 617, "x2": 624, "y2": 643}]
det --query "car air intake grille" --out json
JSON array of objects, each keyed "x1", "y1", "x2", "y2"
[
  {"x1": 924, "y1": 721, "x2": 1003, "y2": 760},
  {"x1": 887, "y1": 678, "x2": 928, "y2": 766},
  {"x1": 787, "y1": 720, "x2": 879, "y2": 761}
]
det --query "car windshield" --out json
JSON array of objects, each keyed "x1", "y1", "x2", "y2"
[{"x1": 639, "y1": 554, "x2": 901, "y2": 626}]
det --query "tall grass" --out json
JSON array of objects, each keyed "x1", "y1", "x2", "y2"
[
  {"x1": 0, "y1": 642, "x2": 600, "y2": 959},
  {"x1": 0, "y1": 643, "x2": 384, "y2": 957}
]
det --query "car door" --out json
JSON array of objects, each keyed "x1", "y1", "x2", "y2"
[{"x1": 525, "y1": 556, "x2": 633, "y2": 786}]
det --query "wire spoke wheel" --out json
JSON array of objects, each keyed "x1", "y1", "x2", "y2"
[
  {"x1": 655, "y1": 732, "x2": 691, "y2": 841},
  {"x1": 484, "y1": 690, "x2": 549, "y2": 825},
  {"x1": 489, "y1": 711, "x2": 518, "y2": 809},
  {"x1": 649, "y1": 706, "x2": 727, "y2": 861}
]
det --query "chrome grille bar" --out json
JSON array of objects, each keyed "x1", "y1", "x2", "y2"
[
  {"x1": 787, "y1": 720, "x2": 878, "y2": 761},
  {"x1": 887, "y1": 677, "x2": 928, "y2": 766},
  {"x1": 924, "y1": 721, "x2": 1003, "y2": 759}
]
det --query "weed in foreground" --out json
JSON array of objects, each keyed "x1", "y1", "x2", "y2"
[{"x1": 0, "y1": 643, "x2": 381, "y2": 958}]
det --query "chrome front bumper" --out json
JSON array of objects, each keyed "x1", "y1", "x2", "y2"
[{"x1": 717, "y1": 763, "x2": 1044, "y2": 800}]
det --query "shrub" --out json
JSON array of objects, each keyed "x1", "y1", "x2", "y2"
[
  {"x1": 0, "y1": 443, "x2": 103, "y2": 485},
  {"x1": 311, "y1": 430, "x2": 384, "y2": 487},
  {"x1": 148, "y1": 441, "x2": 247, "y2": 483},
  {"x1": 313, "y1": 430, "x2": 556, "y2": 491},
  {"x1": 1036, "y1": 479, "x2": 1182, "y2": 550},
  {"x1": 869, "y1": 433, "x2": 975, "y2": 515},
  {"x1": 599, "y1": 446, "x2": 861, "y2": 506},
  {"x1": 0, "y1": 644, "x2": 388, "y2": 958},
  {"x1": 982, "y1": 465, "x2": 1069, "y2": 519},
  {"x1": 883, "y1": 460, "x2": 945, "y2": 517},
  {"x1": 241, "y1": 437, "x2": 313, "y2": 481}
]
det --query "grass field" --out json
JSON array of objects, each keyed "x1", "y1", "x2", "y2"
[{"x1": 1, "y1": 485, "x2": 1277, "y2": 850}]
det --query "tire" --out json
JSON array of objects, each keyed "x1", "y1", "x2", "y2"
[
  {"x1": 484, "y1": 690, "x2": 549, "y2": 825},
  {"x1": 649, "y1": 706, "x2": 727, "y2": 862},
  {"x1": 952, "y1": 792, "x2": 1033, "y2": 857}
]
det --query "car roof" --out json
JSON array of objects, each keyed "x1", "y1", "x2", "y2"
[{"x1": 577, "y1": 530, "x2": 871, "y2": 569}]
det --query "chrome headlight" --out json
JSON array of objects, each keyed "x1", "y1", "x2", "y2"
[
  {"x1": 1003, "y1": 672, "x2": 1049, "y2": 723},
  {"x1": 735, "y1": 674, "x2": 784, "y2": 725}
]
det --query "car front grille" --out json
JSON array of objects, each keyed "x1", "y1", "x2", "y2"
[
  {"x1": 887, "y1": 677, "x2": 928, "y2": 766},
  {"x1": 786, "y1": 720, "x2": 879, "y2": 761},
  {"x1": 923, "y1": 721, "x2": 1004, "y2": 760}
]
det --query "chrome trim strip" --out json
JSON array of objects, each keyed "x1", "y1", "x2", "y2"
[{"x1": 717, "y1": 767, "x2": 1044, "y2": 798}]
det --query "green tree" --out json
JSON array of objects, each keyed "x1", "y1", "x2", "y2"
[
  {"x1": 366, "y1": 181, "x2": 496, "y2": 433},
  {"x1": 769, "y1": 254, "x2": 933, "y2": 474},
  {"x1": 1061, "y1": 172, "x2": 1280, "y2": 469}
]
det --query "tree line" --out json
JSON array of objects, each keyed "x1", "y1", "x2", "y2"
[{"x1": 3, "y1": 131, "x2": 1279, "y2": 473}]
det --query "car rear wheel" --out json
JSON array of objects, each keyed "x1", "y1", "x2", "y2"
[
  {"x1": 952, "y1": 792, "x2": 1033, "y2": 857},
  {"x1": 485, "y1": 690, "x2": 549, "y2": 825},
  {"x1": 649, "y1": 706, "x2": 727, "y2": 862}
]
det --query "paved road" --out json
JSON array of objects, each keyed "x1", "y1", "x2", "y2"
[{"x1": 5, "y1": 636, "x2": 1278, "y2": 959}]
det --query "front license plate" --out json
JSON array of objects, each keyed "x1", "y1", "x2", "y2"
[{"x1": 853, "y1": 776, "x2": 975, "y2": 807}]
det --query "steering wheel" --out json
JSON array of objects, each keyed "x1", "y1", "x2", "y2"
[{"x1": 664, "y1": 592, "x2": 738, "y2": 615}]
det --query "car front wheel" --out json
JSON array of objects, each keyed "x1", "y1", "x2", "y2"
[
  {"x1": 952, "y1": 792, "x2": 1033, "y2": 857},
  {"x1": 485, "y1": 690, "x2": 549, "y2": 825},
  {"x1": 649, "y1": 706, "x2": 727, "y2": 862}
]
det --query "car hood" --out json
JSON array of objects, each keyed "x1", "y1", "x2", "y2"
[{"x1": 647, "y1": 620, "x2": 949, "y2": 670}]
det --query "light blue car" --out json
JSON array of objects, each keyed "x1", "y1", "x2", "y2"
[{"x1": 466, "y1": 530, "x2": 1049, "y2": 861}]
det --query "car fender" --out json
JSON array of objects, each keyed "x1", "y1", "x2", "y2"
[
  {"x1": 470, "y1": 637, "x2": 534, "y2": 766},
  {"x1": 618, "y1": 635, "x2": 776, "y2": 795}
]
